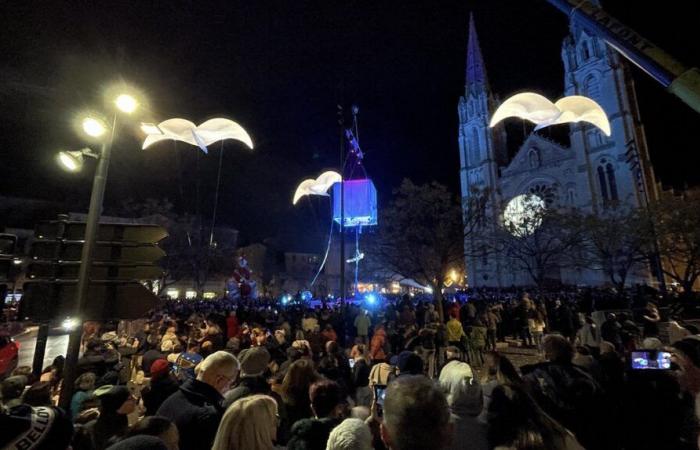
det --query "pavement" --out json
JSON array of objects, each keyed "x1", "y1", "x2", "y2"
[{"x1": 15, "y1": 326, "x2": 70, "y2": 370}]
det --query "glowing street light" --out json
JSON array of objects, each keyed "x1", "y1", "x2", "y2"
[
  {"x1": 57, "y1": 148, "x2": 99, "y2": 172},
  {"x1": 81, "y1": 117, "x2": 108, "y2": 138},
  {"x1": 115, "y1": 94, "x2": 138, "y2": 113}
]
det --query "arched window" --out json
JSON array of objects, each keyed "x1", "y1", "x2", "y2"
[
  {"x1": 567, "y1": 188, "x2": 576, "y2": 206},
  {"x1": 470, "y1": 128, "x2": 480, "y2": 164},
  {"x1": 606, "y1": 163, "x2": 618, "y2": 201},
  {"x1": 580, "y1": 42, "x2": 590, "y2": 62},
  {"x1": 597, "y1": 166, "x2": 609, "y2": 201},
  {"x1": 584, "y1": 75, "x2": 599, "y2": 100}
]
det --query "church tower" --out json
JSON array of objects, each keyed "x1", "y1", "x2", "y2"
[
  {"x1": 458, "y1": 14, "x2": 506, "y2": 286},
  {"x1": 562, "y1": 9, "x2": 658, "y2": 212}
]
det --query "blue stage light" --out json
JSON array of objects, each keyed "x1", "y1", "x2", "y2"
[
  {"x1": 365, "y1": 293, "x2": 377, "y2": 304},
  {"x1": 301, "y1": 290, "x2": 313, "y2": 301}
]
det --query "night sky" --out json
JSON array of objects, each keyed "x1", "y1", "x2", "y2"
[{"x1": 1, "y1": 1, "x2": 698, "y2": 246}]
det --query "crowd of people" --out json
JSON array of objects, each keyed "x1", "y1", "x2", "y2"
[{"x1": 2, "y1": 288, "x2": 700, "y2": 450}]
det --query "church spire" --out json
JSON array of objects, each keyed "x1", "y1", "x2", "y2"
[{"x1": 465, "y1": 13, "x2": 489, "y2": 91}]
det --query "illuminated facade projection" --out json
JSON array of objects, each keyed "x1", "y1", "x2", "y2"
[{"x1": 458, "y1": 13, "x2": 658, "y2": 287}]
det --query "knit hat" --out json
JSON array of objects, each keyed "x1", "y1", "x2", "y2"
[
  {"x1": 150, "y1": 359, "x2": 170, "y2": 379},
  {"x1": 238, "y1": 347, "x2": 271, "y2": 377},
  {"x1": 96, "y1": 385, "x2": 131, "y2": 413},
  {"x1": 326, "y1": 418, "x2": 372, "y2": 450},
  {"x1": 0, "y1": 404, "x2": 74, "y2": 450},
  {"x1": 1, "y1": 375, "x2": 27, "y2": 401},
  {"x1": 397, "y1": 351, "x2": 423, "y2": 376}
]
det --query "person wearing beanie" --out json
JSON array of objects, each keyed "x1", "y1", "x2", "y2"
[
  {"x1": 287, "y1": 380, "x2": 344, "y2": 450},
  {"x1": 73, "y1": 385, "x2": 137, "y2": 450},
  {"x1": 326, "y1": 418, "x2": 373, "y2": 450},
  {"x1": 396, "y1": 351, "x2": 423, "y2": 377},
  {"x1": 1, "y1": 375, "x2": 28, "y2": 409},
  {"x1": 0, "y1": 403, "x2": 74, "y2": 450},
  {"x1": 142, "y1": 359, "x2": 179, "y2": 416},
  {"x1": 223, "y1": 346, "x2": 272, "y2": 408}
]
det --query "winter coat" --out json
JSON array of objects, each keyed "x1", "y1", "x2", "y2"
[
  {"x1": 156, "y1": 378, "x2": 224, "y2": 450},
  {"x1": 223, "y1": 375, "x2": 271, "y2": 408},
  {"x1": 141, "y1": 374, "x2": 179, "y2": 416},
  {"x1": 287, "y1": 417, "x2": 342, "y2": 450}
]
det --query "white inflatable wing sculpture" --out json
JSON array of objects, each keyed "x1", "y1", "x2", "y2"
[
  {"x1": 292, "y1": 171, "x2": 342, "y2": 205},
  {"x1": 142, "y1": 118, "x2": 254, "y2": 153},
  {"x1": 544, "y1": 96, "x2": 611, "y2": 136},
  {"x1": 490, "y1": 92, "x2": 611, "y2": 136},
  {"x1": 489, "y1": 93, "x2": 560, "y2": 128}
]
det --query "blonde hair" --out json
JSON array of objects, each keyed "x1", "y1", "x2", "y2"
[{"x1": 212, "y1": 395, "x2": 277, "y2": 450}]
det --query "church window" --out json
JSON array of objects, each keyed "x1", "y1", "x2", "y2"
[
  {"x1": 528, "y1": 183, "x2": 557, "y2": 206},
  {"x1": 597, "y1": 166, "x2": 609, "y2": 202},
  {"x1": 580, "y1": 42, "x2": 590, "y2": 62},
  {"x1": 528, "y1": 148, "x2": 540, "y2": 168},
  {"x1": 567, "y1": 188, "x2": 576, "y2": 206},
  {"x1": 584, "y1": 75, "x2": 599, "y2": 100},
  {"x1": 470, "y1": 128, "x2": 480, "y2": 164},
  {"x1": 587, "y1": 130, "x2": 603, "y2": 147},
  {"x1": 606, "y1": 163, "x2": 618, "y2": 201}
]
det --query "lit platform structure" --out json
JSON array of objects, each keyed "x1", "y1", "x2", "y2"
[{"x1": 332, "y1": 179, "x2": 378, "y2": 227}]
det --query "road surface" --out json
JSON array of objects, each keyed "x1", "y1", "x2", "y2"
[{"x1": 15, "y1": 326, "x2": 70, "y2": 370}]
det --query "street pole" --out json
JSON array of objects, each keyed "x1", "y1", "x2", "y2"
[
  {"x1": 339, "y1": 124, "x2": 346, "y2": 302},
  {"x1": 58, "y1": 117, "x2": 115, "y2": 409},
  {"x1": 31, "y1": 322, "x2": 49, "y2": 377}
]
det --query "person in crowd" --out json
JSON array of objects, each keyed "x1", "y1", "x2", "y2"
[
  {"x1": 516, "y1": 295, "x2": 534, "y2": 347},
  {"x1": 424, "y1": 303, "x2": 440, "y2": 327},
  {"x1": 395, "y1": 351, "x2": 424, "y2": 378},
  {"x1": 600, "y1": 313, "x2": 623, "y2": 351},
  {"x1": 369, "y1": 324, "x2": 388, "y2": 363},
  {"x1": 326, "y1": 417, "x2": 373, "y2": 450},
  {"x1": 141, "y1": 359, "x2": 179, "y2": 416},
  {"x1": 351, "y1": 344, "x2": 372, "y2": 407},
  {"x1": 73, "y1": 385, "x2": 138, "y2": 450},
  {"x1": 528, "y1": 304, "x2": 547, "y2": 355},
  {"x1": 105, "y1": 435, "x2": 168, "y2": 450},
  {"x1": 576, "y1": 315, "x2": 600, "y2": 354},
  {"x1": 379, "y1": 375, "x2": 452, "y2": 450},
  {"x1": 212, "y1": 394, "x2": 278, "y2": 450},
  {"x1": 22, "y1": 381, "x2": 53, "y2": 407},
  {"x1": 287, "y1": 380, "x2": 344, "y2": 450},
  {"x1": 1, "y1": 401, "x2": 74, "y2": 450},
  {"x1": 71, "y1": 372, "x2": 97, "y2": 420},
  {"x1": 223, "y1": 346, "x2": 272, "y2": 408},
  {"x1": 1, "y1": 375, "x2": 27, "y2": 409},
  {"x1": 479, "y1": 351, "x2": 522, "y2": 423},
  {"x1": 173, "y1": 341, "x2": 202, "y2": 381},
  {"x1": 280, "y1": 358, "x2": 322, "y2": 436},
  {"x1": 78, "y1": 339, "x2": 109, "y2": 378},
  {"x1": 226, "y1": 310, "x2": 239, "y2": 340},
  {"x1": 469, "y1": 319, "x2": 487, "y2": 366},
  {"x1": 439, "y1": 357, "x2": 488, "y2": 450},
  {"x1": 123, "y1": 416, "x2": 179, "y2": 450},
  {"x1": 322, "y1": 324, "x2": 338, "y2": 344},
  {"x1": 142, "y1": 336, "x2": 165, "y2": 377},
  {"x1": 483, "y1": 307, "x2": 500, "y2": 351},
  {"x1": 642, "y1": 301, "x2": 661, "y2": 338},
  {"x1": 354, "y1": 310, "x2": 371, "y2": 344},
  {"x1": 520, "y1": 334, "x2": 605, "y2": 450},
  {"x1": 318, "y1": 340, "x2": 351, "y2": 394},
  {"x1": 157, "y1": 351, "x2": 240, "y2": 450},
  {"x1": 446, "y1": 313, "x2": 466, "y2": 355},
  {"x1": 551, "y1": 300, "x2": 575, "y2": 342},
  {"x1": 487, "y1": 383, "x2": 584, "y2": 450}
]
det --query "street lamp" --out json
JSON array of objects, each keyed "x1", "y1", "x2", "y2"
[
  {"x1": 57, "y1": 148, "x2": 99, "y2": 172},
  {"x1": 58, "y1": 91, "x2": 141, "y2": 409}
]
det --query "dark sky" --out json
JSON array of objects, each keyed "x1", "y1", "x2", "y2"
[{"x1": 1, "y1": 1, "x2": 698, "y2": 245}]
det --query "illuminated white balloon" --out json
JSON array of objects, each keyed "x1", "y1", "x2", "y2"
[
  {"x1": 141, "y1": 118, "x2": 253, "y2": 153},
  {"x1": 490, "y1": 92, "x2": 611, "y2": 136},
  {"x1": 502, "y1": 194, "x2": 546, "y2": 237},
  {"x1": 293, "y1": 171, "x2": 342, "y2": 205}
]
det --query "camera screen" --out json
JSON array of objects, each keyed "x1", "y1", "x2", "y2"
[{"x1": 631, "y1": 351, "x2": 672, "y2": 370}]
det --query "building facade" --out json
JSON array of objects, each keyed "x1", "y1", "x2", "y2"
[{"x1": 458, "y1": 13, "x2": 658, "y2": 287}]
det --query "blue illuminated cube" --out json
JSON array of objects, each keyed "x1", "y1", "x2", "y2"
[{"x1": 332, "y1": 179, "x2": 378, "y2": 227}]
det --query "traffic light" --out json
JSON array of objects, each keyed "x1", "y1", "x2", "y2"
[{"x1": 20, "y1": 220, "x2": 168, "y2": 321}]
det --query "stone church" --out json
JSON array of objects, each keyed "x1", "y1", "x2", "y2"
[{"x1": 458, "y1": 12, "x2": 658, "y2": 287}]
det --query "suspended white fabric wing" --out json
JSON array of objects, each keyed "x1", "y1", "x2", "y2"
[
  {"x1": 141, "y1": 118, "x2": 254, "y2": 153},
  {"x1": 292, "y1": 171, "x2": 342, "y2": 205}
]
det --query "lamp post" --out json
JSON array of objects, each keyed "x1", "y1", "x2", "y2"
[{"x1": 58, "y1": 94, "x2": 137, "y2": 409}]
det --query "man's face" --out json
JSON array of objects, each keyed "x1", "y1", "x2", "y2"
[{"x1": 212, "y1": 367, "x2": 239, "y2": 394}]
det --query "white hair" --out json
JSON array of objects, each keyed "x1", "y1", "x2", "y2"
[
  {"x1": 326, "y1": 418, "x2": 372, "y2": 450},
  {"x1": 197, "y1": 351, "x2": 240, "y2": 376}
]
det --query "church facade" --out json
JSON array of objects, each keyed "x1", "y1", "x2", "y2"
[{"x1": 458, "y1": 13, "x2": 658, "y2": 288}]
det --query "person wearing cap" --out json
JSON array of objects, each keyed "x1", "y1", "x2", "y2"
[
  {"x1": 1, "y1": 375, "x2": 27, "y2": 409},
  {"x1": 223, "y1": 346, "x2": 272, "y2": 408},
  {"x1": 396, "y1": 351, "x2": 423, "y2": 378},
  {"x1": 157, "y1": 351, "x2": 240, "y2": 450},
  {"x1": 73, "y1": 385, "x2": 138, "y2": 450},
  {"x1": 142, "y1": 359, "x2": 179, "y2": 416}
]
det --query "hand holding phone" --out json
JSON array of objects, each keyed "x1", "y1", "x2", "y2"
[
  {"x1": 631, "y1": 350, "x2": 672, "y2": 370},
  {"x1": 373, "y1": 384, "x2": 387, "y2": 418},
  {"x1": 348, "y1": 358, "x2": 356, "y2": 369}
]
